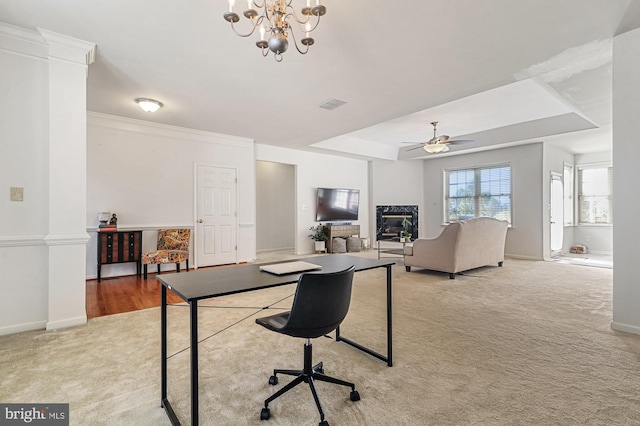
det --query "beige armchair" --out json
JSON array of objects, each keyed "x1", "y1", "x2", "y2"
[{"x1": 403, "y1": 217, "x2": 508, "y2": 279}]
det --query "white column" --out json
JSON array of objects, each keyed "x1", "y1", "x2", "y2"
[
  {"x1": 39, "y1": 29, "x2": 95, "y2": 330},
  {"x1": 612, "y1": 27, "x2": 640, "y2": 334}
]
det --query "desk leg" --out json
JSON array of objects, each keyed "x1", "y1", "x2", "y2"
[
  {"x1": 336, "y1": 265, "x2": 393, "y2": 367},
  {"x1": 386, "y1": 264, "x2": 393, "y2": 366},
  {"x1": 161, "y1": 286, "x2": 167, "y2": 402},
  {"x1": 190, "y1": 301, "x2": 199, "y2": 426},
  {"x1": 161, "y1": 286, "x2": 180, "y2": 425}
]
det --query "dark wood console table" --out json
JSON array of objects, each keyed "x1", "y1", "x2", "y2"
[
  {"x1": 97, "y1": 230, "x2": 142, "y2": 282},
  {"x1": 325, "y1": 224, "x2": 360, "y2": 253}
]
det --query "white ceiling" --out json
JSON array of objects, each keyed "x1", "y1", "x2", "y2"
[{"x1": 2, "y1": 0, "x2": 640, "y2": 160}]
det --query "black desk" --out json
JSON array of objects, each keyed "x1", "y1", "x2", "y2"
[{"x1": 157, "y1": 254, "x2": 395, "y2": 426}]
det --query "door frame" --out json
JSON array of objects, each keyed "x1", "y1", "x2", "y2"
[
  {"x1": 550, "y1": 172, "x2": 564, "y2": 256},
  {"x1": 193, "y1": 163, "x2": 239, "y2": 269}
]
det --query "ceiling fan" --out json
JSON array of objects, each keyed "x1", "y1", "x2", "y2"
[{"x1": 404, "y1": 121, "x2": 474, "y2": 153}]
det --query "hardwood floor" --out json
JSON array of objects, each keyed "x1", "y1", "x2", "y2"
[
  {"x1": 86, "y1": 262, "x2": 246, "y2": 319},
  {"x1": 86, "y1": 273, "x2": 183, "y2": 319}
]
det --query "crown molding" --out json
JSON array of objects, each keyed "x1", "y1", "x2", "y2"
[
  {"x1": 38, "y1": 28, "x2": 95, "y2": 65},
  {"x1": 87, "y1": 112, "x2": 255, "y2": 148},
  {"x1": 0, "y1": 22, "x2": 48, "y2": 59}
]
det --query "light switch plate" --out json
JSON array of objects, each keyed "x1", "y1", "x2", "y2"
[{"x1": 10, "y1": 187, "x2": 23, "y2": 202}]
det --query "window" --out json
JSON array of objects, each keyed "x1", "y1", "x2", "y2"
[
  {"x1": 578, "y1": 165, "x2": 612, "y2": 224},
  {"x1": 563, "y1": 163, "x2": 574, "y2": 225},
  {"x1": 445, "y1": 164, "x2": 511, "y2": 223}
]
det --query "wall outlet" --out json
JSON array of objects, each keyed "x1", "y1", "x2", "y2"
[
  {"x1": 10, "y1": 187, "x2": 23, "y2": 202},
  {"x1": 585, "y1": 235, "x2": 591, "y2": 242}
]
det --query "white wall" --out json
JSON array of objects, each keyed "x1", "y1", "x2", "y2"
[
  {"x1": 256, "y1": 161, "x2": 295, "y2": 252},
  {"x1": 422, "y1": 143, "x2": 544, "y2": 260},
  {"x1": 86, "y1": 113, "x2": 256, "y2": 278},
  {"x1": 0, "y1": 25, "x2": 50, "y2": 334},
  {"x1": 255, "y1": 145, "x2": 369, "y2": 255},
  {"x1": 0, "y1": 23, "x2": 94, "y2": 335},
  {"x1": 612, "y1": 27, "x2": 640, "y2": 334}
]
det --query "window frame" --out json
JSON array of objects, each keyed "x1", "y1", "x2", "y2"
[
  {"x1": 563, "y1": 162, "x2": 574, "y2": 226},
  {"x1": 576, "y1": 163, "x2": 613, "y2": 226},
  {"x1": 443, "y1": 162, "x2": 512, "y2": 225}
]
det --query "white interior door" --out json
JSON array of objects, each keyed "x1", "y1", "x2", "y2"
[
  {"x1": 196, "y1": 165, "x2": 237, "y2": 267},
  {"x1": 550, "y1": 174, "x2": 564, "y2": 254}
]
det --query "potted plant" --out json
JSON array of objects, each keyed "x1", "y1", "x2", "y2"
[
  {"x1": 400, "y1": 218, "x2": 412, "y2": 243},
  {"x1": 309, "y1": 224, "x2": 328, "y2": 252}
]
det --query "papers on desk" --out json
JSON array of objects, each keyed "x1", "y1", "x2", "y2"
[{"x1": 259, "y1": 261, "x2": 322, "y2": 276}]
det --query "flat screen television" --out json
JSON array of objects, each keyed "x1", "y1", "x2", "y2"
[{"x1": 315, "y1": 188, "x2": 360, "y2": 222}]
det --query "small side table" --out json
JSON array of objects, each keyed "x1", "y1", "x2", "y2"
[{"x1": 377, "y1": 238, "x2": 411, "y2": 260}]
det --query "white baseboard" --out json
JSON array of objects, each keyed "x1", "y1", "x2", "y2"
[
  {"x1": 46, "y1": 315, "x2": 87, "y2": 331},
  {"x1": 0, "y1": 320, "x2": 47, "y2": 336},
  {"x1": 256, "y1": 247, "x2": 295, "y2": 254},
  {"x1": 611, "y1": 321, "x2": 640, "y2": 335},
  {"x1": 505, "y1": 254, "x2": 543, "y2": 261}
]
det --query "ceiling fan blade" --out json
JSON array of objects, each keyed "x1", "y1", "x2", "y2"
[
  {"x1": 449, "y1": 139, "x2": 475, "y2": 145},
  {"x1": 405, "y1": 145, "x2": 427, "y2": 151}
]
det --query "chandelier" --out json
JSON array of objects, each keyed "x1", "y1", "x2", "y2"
[{"x1": 223, "y1": 0, "x2": 326, "y2": 62}]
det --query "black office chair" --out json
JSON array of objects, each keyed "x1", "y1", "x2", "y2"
[{"x1": 256, "y1": 266, "x2": 360, "y2": 426}]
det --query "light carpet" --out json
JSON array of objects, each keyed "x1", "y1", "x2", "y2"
[{"x1": 1, "y1": 255, "x2": 640, "y2": 425}]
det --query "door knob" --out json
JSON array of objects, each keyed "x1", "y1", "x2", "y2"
[{"x1": 198, "y1": 219, "x2": 203, "y2": 223}]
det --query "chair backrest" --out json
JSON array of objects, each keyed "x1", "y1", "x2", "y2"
[
  {"x1": 455, "y1": 217, "x2": 508, "y2": 265},
  {"x1": 157, "y1": 229, "x2": 191, "y2": 251},
  {"x1": 281, "y1": 266, "x2": 356, "y2": 339}
]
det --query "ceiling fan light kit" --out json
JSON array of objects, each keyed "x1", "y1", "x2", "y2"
[
  {"x1": 223, "y1": 0, "x2": 326, "y2": 62},
  {"x1": 405, "y1": 121, "x2": 474, "y2": 154},
  {"x1": 423, "y1": 143, "x2": 449, "y2": 153}
]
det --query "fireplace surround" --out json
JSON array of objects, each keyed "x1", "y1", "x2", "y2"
[{"x1": 376, "y1": 205, "x2": 418, "y2": 241}]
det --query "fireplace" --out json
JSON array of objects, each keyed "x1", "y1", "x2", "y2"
[{"x1": 376, "y1": 205, "x2": 418, "y2": 241}]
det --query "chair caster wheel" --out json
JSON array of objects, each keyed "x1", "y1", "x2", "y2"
[
  {"x1": 350, "y1": 390, "x2": 360, "y2": 401},
  {"x1": 319, "y1": 421, "x2": 329, "y2": 426},
  {"x1": 268, "y1": 375, "x2": 278, "y2": 385},
  {"x1": 260, "y1": 407, "x2": 270, "y2": 420}
]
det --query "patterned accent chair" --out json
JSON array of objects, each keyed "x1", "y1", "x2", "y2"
[{"x1": 142, "y1": 229, "x2": 190, "y2": 279}]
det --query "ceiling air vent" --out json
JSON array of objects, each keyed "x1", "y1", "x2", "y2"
[{"x1": 319, "y1": 98, "x2": 347, "y2": 111}]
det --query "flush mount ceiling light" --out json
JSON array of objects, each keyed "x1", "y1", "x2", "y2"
[
  {"x1": 223, "y1": 0, "x2": 326, "y2": 62},
  {"x1": 135, "y1": 98, "x2": 163, "y2": 112}
]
